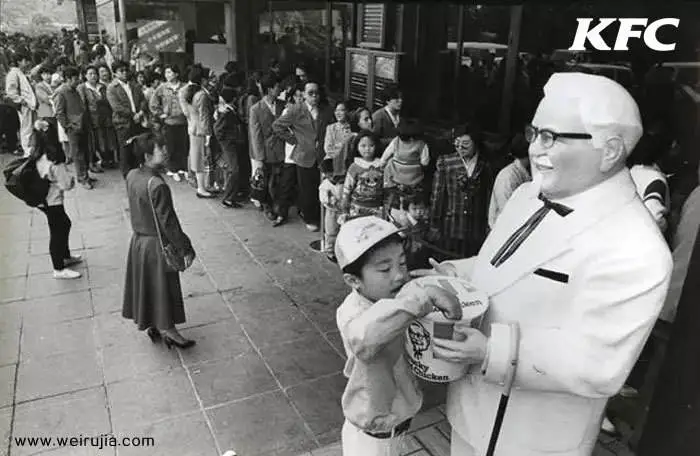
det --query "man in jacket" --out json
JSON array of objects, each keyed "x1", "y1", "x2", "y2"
[
  {"x1": 249, "y1": 74, "x2": 284, "y2": 223},
  {"x1": 107, "y1": 60, "x2": 147, "y2": 178},
  {"x1": 418, "y1": 72, "x2": 673, "y2": 456},
  {"x1": 371, "y1": 86, "x2": 402, "y2": 150},
  {"x1": 272, "y1": 80, "x2": 332, "y2": 231},
  {"x1": 5, "y1": 50, "x2": 37, "y2": 157},
  {"x1": 54, "y1": 66, "x2": 93, "y2": 189}
]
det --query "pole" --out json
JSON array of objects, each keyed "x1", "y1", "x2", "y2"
[
  {"x1": 485, "y1": 323, "x2": 520, "y2": 456},
  {"x1": 498, "y1": 4, "x2": 523, "y2": 136},
  {"x1": 118, "y1": 0, "x2": 128, "y2": 62}
]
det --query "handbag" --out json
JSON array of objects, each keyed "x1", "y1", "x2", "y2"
[{"x1": 147, "y1": 176, "x2": 191, "y2": 272}]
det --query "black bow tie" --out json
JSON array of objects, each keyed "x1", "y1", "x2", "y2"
[
  {"x1": 538, "y1": 194, "x2": 574, "y2": 217},
  {"x1": 490, "y1": 194, "x2": 574, "y2": 267}
]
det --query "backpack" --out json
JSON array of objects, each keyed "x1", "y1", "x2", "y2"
[{"x1": 3, "y1": 156, "x2": 50, "y2": 207}]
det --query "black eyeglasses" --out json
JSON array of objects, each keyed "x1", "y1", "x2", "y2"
[{"x1": 524, "y1": 125, "x2": 592, "y2": 149}]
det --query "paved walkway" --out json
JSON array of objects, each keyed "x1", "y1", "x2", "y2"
[{"x1": 0, "y1": 160, "x2": 634, "y2": 456}]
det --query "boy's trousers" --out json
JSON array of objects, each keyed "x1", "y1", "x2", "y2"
[{"x1": 341, "y1": 420, "x2": 408, "y2": 456}]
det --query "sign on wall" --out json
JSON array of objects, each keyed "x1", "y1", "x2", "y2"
[{"x1": 137, "y1": 20, "x2": 186, "y2": 54}]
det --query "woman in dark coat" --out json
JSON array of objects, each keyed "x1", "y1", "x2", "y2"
[{"x1": 122, "y1": 131, "x2": 197, "y2": 349}]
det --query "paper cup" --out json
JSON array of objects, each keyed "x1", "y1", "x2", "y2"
[{"x1": 405, "y1": 276, "x2": 489, "y2": 383}]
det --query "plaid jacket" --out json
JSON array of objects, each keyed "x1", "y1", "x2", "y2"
[{"x1": 429, "y1": 152, "x2": 494, "y2": 253}]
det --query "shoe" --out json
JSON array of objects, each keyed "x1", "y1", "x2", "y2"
[
  {"x1": 601, "y1": 417, "x2": 618, "y2": 435},
  {"x1": 264, "y1": 210, "x2": 277, "y2": 221},
  {"x1": 272, "y1": 216, "x2": 286, "y2": 227},
  {"x1": 172, "y1": 173, "x2": 182, "y2": 182},
  {"x1": 196, "y1": 190, "x2": 214, "y2": 199},
  {"x1": 146, "y1": 327, "x2": 161, "y2": 343},
  {"x1": 80, "y1": 181, "x2": 94, "y2": 190},
  {"x1": 326, "y1": 252, "x2": 337, "y2": 263},
  {"x1": 89, "y1": 165, "x2": 104, "y2": 173},
  {"x1": 163, "y1": 335, "x2": 196, "y2": 350},
  {"x1": 53, "y1": 268, "x2": 81, "y2": 279},
  {"x1": 619, "y1": 385, "x2": 639, "y2": 399},
  {"x1": 306, "y1": 223, "x2": 320, "y2": 232},
  {"x1": 63, "y1": 255, "x2": 83, "y2": 267},
  {"x1": 250, "y1": 198, "x2": 262, "y2": 208},
  {"x1": 222, "y1": 199, "x2": 242, "y2": 208}
]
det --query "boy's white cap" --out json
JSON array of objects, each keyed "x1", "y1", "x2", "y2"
[{"x1": 335, "y1": 216, "x2": 400, "y2": 270}]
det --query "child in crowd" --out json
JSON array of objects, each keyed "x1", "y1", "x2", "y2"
[
  {"x1": 340, "y1": 131, "x2": 385, "y2": 222},
  {"x1": 320, "y1": 100, "x2": 354, "y2": 262},
  {"x1": 33, "y1": 119, "x2": 81, "y2": 279},
  {"x1": 380, "y1": 120, "x2": 430, "y2": 216},
  {"x1": 335, "y1": 216, "x2": 462, "y2": 455}
]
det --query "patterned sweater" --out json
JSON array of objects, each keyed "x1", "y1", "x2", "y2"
[{"x1": 342, "y1": 157, "x2": 385, "y2": 212}]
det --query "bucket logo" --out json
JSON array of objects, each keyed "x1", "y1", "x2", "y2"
[
  {"x1": 407, "y1": 321, "x2": 430, "y2": 360},
  {"x1": 569, "y1": 18, "x2": 680, "y2": 51}
]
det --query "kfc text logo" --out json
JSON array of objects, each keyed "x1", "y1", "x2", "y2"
[{"x1": 569, "y1": 18, "x2": 680, "y2": 51}]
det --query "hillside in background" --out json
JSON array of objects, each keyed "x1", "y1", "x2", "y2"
[{"x1": 1, "y1": 0, "x2": 116, "y2": 39}]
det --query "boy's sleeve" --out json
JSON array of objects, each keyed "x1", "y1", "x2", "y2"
[{"x1": 338, "y1": 285, "x2": 433, "y2": 362}]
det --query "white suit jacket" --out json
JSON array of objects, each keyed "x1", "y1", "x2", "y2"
[{"x1": 446, "y1": 169, "x2": 672, "y2": 456}]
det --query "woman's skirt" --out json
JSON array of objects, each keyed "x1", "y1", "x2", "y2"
[
  {"x1": 189, "y1": 134, "x2": 206, "y2": 173},
  {"x1": 122, "y1": 233, "x2": 186, "y2": 330}
]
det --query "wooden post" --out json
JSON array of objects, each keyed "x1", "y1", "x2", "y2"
[
  {"x1": 453, "y1": 4, "x2": 465, "y2": 121},
  {"x1": 118, "y1": 0, "x2": 128, "y2": 62},
  {"x1": 498, "y1": 4, "x2": 523, "y2": 135},
  {"x1": 637, "y1": 223, "x2": 700, "y2": 455},
  {"x1": 225, "y1": 0, "x2": 236, "y2": 62},
  {"x1": 325, "y1": 1, "x2": 332, "y2": 90}
]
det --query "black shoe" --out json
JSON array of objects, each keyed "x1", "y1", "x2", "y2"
[
  {"x1": 146, "y1": 327, "x2": 161, "y2": 343},
  {"x1": 272, "y1": 216, "x2": 286, "y2": 227},
  {"x1": 264, "y1": 210, "x2": 277, "y2": 221},
  {"x1": 222, "y1": 199, "x2": 242, "y2": 208},
  {"x1": 326, "y1": 252, "x2": 338, "y2": 263},
  {"x1": 163, "y1": 335, "x2": 196, "y2": 350}
]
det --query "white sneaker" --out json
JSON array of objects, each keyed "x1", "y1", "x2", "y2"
[
  {"x1": 53, "y1": 269, "x2": 82, "y2": 279},
  {"x1": 172, "y1": 173, "x2": 182, "y2": 182},
  {"x1": 167, "y1": 171, "x2": 175, "y2": 177},
  {"x1": 221, "y1": 452, "x2": 237, "y2": 456}
]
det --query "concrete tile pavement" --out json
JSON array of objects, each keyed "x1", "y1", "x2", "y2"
[{"x1": 0, "y1": 159, "x2": 635, "y2": 456}]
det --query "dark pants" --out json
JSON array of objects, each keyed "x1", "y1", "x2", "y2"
[
  {"x1": 220, "y1": 142, "x2": 240, "y2": 203},
  {"x1": 277, "y1": 163, "x2": 298, "y2": 219},
  {"x1": 164, "y1": 124, "x2": 189, "y2": 172},
  {"x1": 296, "y1": 165, "x2": 321, "y2": 225},
  {"x1": 261, "y1": 162, "x2": 282, "y2": 214},
  {"x1": 39, "y1": 205, "x2": 72, "y2": 270},
  {"x1": 67, "y1": 131, "x2": 89, "y2": 182},
  {"x1": 0, "y1": 104, "x2": 20, "y2": 154}
]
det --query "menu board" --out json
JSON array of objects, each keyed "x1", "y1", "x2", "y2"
[
  {"x1": 374, "y1": 76, "x2": 393, "y2": 110},
  {"x1": 359, "y1": 4, "x2": 385, "y2": 48},
  {"x1": 349, "y1": 73, "x2": 369, "y2": 106}
]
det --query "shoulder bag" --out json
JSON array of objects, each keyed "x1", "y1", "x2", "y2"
[{"x1": 147, "y1": 176, "x2": 190, "y2": 272}]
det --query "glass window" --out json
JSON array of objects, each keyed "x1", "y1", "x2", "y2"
[{"x1": 256, "y1": 2, "x2": 353, "y2": 96}]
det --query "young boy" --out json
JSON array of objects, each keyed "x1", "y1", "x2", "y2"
[{"x1": 334, "y1": 216, "x2": 462, "y2": 455}]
